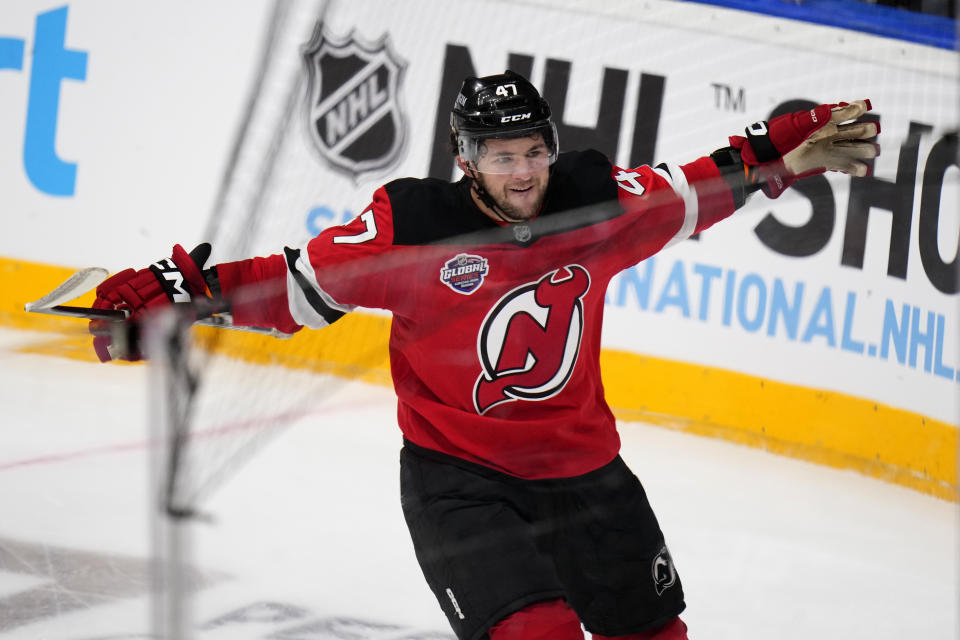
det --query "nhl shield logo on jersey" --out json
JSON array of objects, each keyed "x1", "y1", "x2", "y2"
[
  {"x1": 474, "y1": 265, "x2": 591, "y2": 414},
  {"x1": 440, "y1": 253, "x2": 489, "y2": 295},
  {"x1": 302, "y1": 28, "x2": 407, "y2": 179}
]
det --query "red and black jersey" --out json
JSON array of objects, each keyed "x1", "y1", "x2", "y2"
[{"x1": 216, "y1": 150, "x2": 737, "y2": 479}]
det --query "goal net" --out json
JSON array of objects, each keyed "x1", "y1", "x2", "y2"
[{"x1": 143, "y1": 0, "x2": 958, "y2": 637}]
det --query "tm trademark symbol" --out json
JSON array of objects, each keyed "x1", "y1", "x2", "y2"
[{"x1": 711, "y1": 82, "x2": 745, "y2": 112}]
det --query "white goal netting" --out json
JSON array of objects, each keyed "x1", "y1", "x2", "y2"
[{"x1": 144, "y1": 0, "x2": 958, "y2": 637}]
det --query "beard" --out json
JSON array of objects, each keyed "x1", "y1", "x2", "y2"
[{"x1": 475, "y1": 173, "x2": 548, "y2": 222}]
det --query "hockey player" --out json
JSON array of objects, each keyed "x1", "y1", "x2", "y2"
[{"x1": 89, "y1": 71, "x2": 879, "y2": 639}]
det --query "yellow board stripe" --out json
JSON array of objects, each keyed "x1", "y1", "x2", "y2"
[
  {"x1": 4, "y1": 256, "x2": 956, "y2": 501},
  {"x1": 601, "y1": 351, "x2": 958, "y2": 501}
]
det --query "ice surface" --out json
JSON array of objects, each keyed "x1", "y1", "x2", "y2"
[{"x1": 0, "y1": 328, "x2": 956, "y2": 639}]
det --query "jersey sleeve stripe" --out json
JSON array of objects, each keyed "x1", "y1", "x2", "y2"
[
  {"x1": 654, "y1": 161, "x2": 700, "y2": 248},
  {"x1": 283, "y1": 246, "x2": 354, "y2": 329}
]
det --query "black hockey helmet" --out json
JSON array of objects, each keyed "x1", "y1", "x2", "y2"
[{"x1": 451, "y1": 70, "x2": 558, "y2": 174}]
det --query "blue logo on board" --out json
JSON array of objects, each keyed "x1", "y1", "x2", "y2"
[{"x1": 1, "y1": 6, "x2": 88, "y2": 197}]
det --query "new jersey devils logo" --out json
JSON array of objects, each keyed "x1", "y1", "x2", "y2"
[
  {"x1": 474, "y1": 265, "x2": 591, "y2": 414},
  {"x1": 652, "y1": 544, "x2": 678, "y2": 596}
]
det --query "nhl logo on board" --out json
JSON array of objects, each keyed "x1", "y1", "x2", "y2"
[
  {"x1": 302, "y1": 28, "x2": 407, "y2": 180},
  {"x1": 440, "y1": 253, "x2": 489, "y2": 295}
]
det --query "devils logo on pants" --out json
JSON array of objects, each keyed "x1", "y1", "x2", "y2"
[{"x1": 474, "y1": 265, "x2": 591, "y2": 414}]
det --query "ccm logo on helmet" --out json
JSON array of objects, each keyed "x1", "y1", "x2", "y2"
[{"x1": 500, "y1": 112, "x2": 532, "y2": 123}]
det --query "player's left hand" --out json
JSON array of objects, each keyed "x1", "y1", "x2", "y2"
[
  {"x1": 731, "y1": 100, "x2": 880, "y2": 198},
  {"x1": 90, "y1": 243, "x2": 212, "y2": 362}
]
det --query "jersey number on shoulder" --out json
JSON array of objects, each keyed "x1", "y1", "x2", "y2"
[
  {"x1": 332, "y1": 209, "x2": 378, "y2": 245},
  {"x1": 614, "y1": 170, "x2": 646, "y2": 196}
]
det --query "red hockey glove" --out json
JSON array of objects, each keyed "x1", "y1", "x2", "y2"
[
  {"x1": 90, "y1": 243, "x2": 212, "y2": 362},
  {"x1": 730, "y1": 100, "x2": 880, "y2": 198}
]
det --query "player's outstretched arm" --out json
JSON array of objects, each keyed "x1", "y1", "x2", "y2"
[
  {"x1": 729, "y1": 99, "x2": 880, "y2": 199},
  {"x1": 615, "y1": 100, "x2": 880, "y2": 240},
  {"x1": 89, "y1": 245, "x2": 311, "y2": 362}
]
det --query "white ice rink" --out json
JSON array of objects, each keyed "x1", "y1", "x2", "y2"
[{"x1": 0, "y1": 327, "x2": 957, "y2": 639}]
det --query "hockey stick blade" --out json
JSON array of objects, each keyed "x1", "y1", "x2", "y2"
[{"x1": 24, "y1": 267, "x2": 110, "y2": 312}]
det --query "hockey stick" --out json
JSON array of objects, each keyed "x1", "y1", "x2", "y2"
[
  {"x1": 23, "y1": 267, "x2": 110, "y2": 312},
  {"x1": 24, "y1": 268, "x2": 290, "y2": 337}
]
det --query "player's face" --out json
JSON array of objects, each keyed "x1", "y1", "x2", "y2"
[{"x1": 472, "y1": 135, "x2": 550, "y2": 221}]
